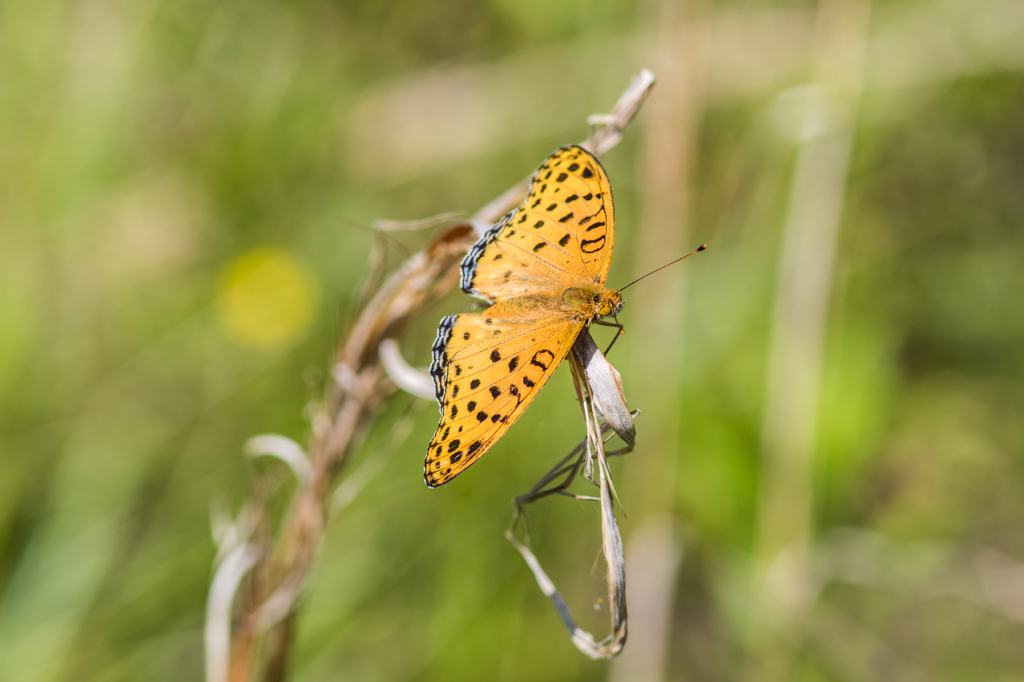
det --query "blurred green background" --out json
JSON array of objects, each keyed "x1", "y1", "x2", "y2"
[{"x1": 2, "y1": 0, "x2": 1023, "y2": 680}]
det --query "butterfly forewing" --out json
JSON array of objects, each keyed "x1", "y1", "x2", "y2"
[
  {"x1": 461, "y1": 146, "x2": 615, "y2": 302},
  {"x1": 425, "y1": 310, "x2": 585, "y2": 487}
]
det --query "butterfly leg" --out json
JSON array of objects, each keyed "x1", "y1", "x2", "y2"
[
  {"x1": 514, "y1": 423, "x2": 628, "y2": 514},
  {"x1": 513, "y1": 446, "x2": 587, "y2": 509},
  {"x1": 509, "y1": 406, "x2": 636, "y2": 539},
  {"x1": 510, "y1": 448, "x2": 588, "y2": 543},
  {"x1": 593, "y1": 317, "x2": 625, "y2": 356}
]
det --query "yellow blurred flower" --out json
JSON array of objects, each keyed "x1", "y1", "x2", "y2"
[{"x1": 216, "y1": 248, "x2": 320, "y2": 349}]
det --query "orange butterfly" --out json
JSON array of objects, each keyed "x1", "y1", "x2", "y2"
[{"x1": 424, "y1": 145, "x2": 624, "y2": 487}]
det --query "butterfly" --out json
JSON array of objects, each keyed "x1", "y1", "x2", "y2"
[{"x1": 424, "y1": 145, "x2": 624, "y2": 488}]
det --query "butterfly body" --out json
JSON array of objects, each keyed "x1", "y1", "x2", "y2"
[
  {"x1": 562, "y1": 284, "x2": 624, "y2": 319},
  {"x1": 485, "y1": 283, "x2": 622, "y2": 322},
  {"x1": 425, "y1": 145, "x2": 621, "y2": 488}
]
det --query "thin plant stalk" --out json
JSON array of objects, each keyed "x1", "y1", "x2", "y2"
[{"x1": 745, "y1": 0, "x2": 871, "y2": 678}]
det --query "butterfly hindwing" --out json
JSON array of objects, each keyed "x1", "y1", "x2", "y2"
[
  {"x1": 425, "y1": 308, "x2": 585, "y2": 487},
  {"x1": 461, "y1": 145, "x2": 615, "y2": 303}
]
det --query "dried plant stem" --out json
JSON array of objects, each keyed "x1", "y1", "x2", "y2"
[
  {"x1": 612, "y1": 2, "x2": 704, "y2": 678},
  {"x1": 745, "y1": 0, "x2": 870, "y2": 678},
  {"x1": 506, "y1": 332, "x2": 636, "y2": 660},
  {"x1": 206, "y1": 70, "x2": 657, "y2": 682}
]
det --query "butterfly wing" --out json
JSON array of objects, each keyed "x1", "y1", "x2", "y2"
[
  {"x1": 425, "y1": 309, "x2": 586, "y2": 487},
  {"x1": 461, "y1": 145, "x2": 615, "y2": 303}
]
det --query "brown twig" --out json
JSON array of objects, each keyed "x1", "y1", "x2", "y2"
[{"x1": 204, "y1": 69, "x2": 656, "y2": 682}]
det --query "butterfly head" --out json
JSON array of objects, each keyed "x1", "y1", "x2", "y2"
[{"x1": 597, "y1": 289, "x2": 625, "y2": 318}]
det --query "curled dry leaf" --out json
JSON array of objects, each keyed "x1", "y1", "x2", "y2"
[{"x1": 572, "y1": 331, "x2": 635, "y2": 449}]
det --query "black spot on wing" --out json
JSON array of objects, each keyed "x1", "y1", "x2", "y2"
[
  {"x1": 581, "y1": 235, "x2": 607, "y2": 254},
  {"x1": 531, "y1": 349, "x2": 555, "y2": 370}
]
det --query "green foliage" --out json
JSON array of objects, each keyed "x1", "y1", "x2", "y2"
[{"x1": 1, "y1": 0, "x2": 1022, "y2": 680}]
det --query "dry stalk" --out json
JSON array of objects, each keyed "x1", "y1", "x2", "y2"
[
  {"x1": 746, "y1": 0, "x2": 870, "y2": 678},
  {"x1": 205, "y1": 69, "x2": 657, "y2": 682},
  {"x1": 506, "y1": 331, "x2": 637, "y2": 659}
]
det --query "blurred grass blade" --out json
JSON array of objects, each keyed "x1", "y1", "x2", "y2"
[
  {"x1": 205, "y1": 545, "x2": 261, "y2": 682},
  {"x1": 245, "y1": 435, "x2": 313, "y2": 487}
]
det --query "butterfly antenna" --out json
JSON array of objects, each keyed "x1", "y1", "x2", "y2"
[{"x1": 618, "y1": 244, "x2": 708, "y2": 292}]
